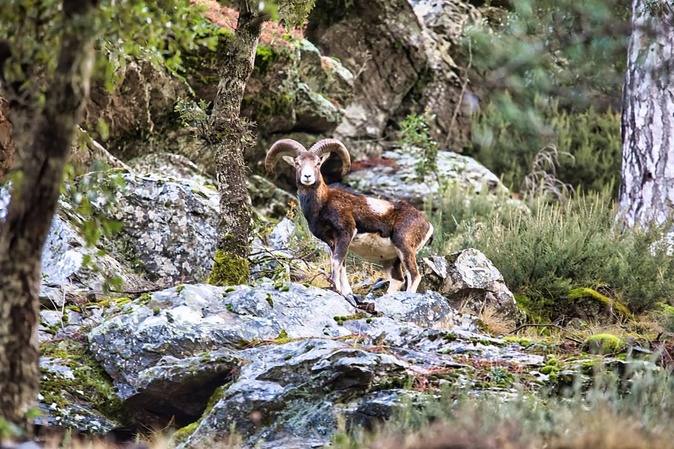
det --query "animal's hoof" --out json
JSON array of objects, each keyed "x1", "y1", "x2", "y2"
[
  {"x1": 370, "y1": 278, "x2": 388, "y2": 292},
  {"x1": 357, "y1": 302, "x2": 376, "y2": 314},
  {"x1": 343, "y1": 293, "x2": 365, "y2": 307}
]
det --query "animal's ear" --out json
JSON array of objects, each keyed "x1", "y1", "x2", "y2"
[
  {"x1": 282, "y1": 155, "x2": 296, "y2": 166},
  {"x1": 319, "y1": 153, "x2": 331, "y2": 165}
]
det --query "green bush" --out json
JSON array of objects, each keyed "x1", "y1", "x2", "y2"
[
  {"x1": 453, "y1": 190, "x2": 674, "y2": 318},
  {"x1": 464, "y1": 0, "x2": 628, "y2": 196},
  {"x1": 425, "y1": 181, "x2": 522, "y2": 254},
  {"x1": 470, "y1": 98, "x2": 621, "y2": 196}
]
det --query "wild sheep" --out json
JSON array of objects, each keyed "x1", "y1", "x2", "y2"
[{"x1": 265, "y1": 138, "x2": 434, "y2": 296}]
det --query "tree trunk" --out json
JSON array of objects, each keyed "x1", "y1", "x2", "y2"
[
  {"x1": 618, "y1": 0, "x2": 674, "y2": 229},
  {"x1": 0, "y1": 0, "x2": 97, "y2": 437},
  {"x1": 208, "y1": 3, "x2": 266, "y2": 285}
]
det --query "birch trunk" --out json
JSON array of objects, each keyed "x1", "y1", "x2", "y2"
[
  {"x1": 0, "y1": 0, "x2": 97, "y2": 437},
  {"x1": 618, "y1": 0, "x2": 674, "y2": 228}
]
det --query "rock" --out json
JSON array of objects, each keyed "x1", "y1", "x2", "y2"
[
  {"x1": 182, "y1": 338, "x2": 412, "y2": 448},
  {"x1": 38, "y1": 354, "x2": 123, "y2": 435},
  {"x1": 68, "y1": 128, "x2": 132, "y2": 174},
  {"x1": 127, "y1": 153, "x2": 213, "y2": 186},
  {"x1": 88, "y1": 171, "x2": 220, "y2": 285},
  {"x1": 0, "y1": 184, "x2": 153, "y2": 309},
  {"x1": 127, "y1": 350, "x2": 242, "y2": 427},
  {"x1": 295, "y1": 39, "x2": 354, "y2": 107},
  {"x1": 293, "y1": 82, "x2": 343, "y2": 133},
  {"x1": 307, "y1": 0, "x2": 481, "y2": 157},
  {"x1": 344, "y1": 147, "x2": 510, "y2": 208},
  {"x1": 87, "y1": 283, "x2": 356, "y2": 410},
  {"x1": 247, "y1": 175, "x2": 296, "y2": 220},
  {"x1": 370, "y1": 291, "x2": 460, "y2": 329},
  {"x1": 84, "y1": 59, "x2": 189, "y2": 160},
  {"x1": 420, "y1": 248, "x2": 519, "y2": 320},
  {"x1": 84, "y1": 281, "x2": 548, "y2": 447},
  {"x1": 242, "y1": 38, "x2": 354, "y2": 167},
  {"x1": 129, "y1": 152, "x2": 297, "y2": 221}
]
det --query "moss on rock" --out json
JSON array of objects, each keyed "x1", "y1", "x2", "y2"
[
  {"x1": 40, "y1": 339, "x2": 128, "y2": 425},
  {"x1": 568, "y1": 287, "x2": 632, "y2": 319},
  {"x1": 207, "y1": 249, "x2": 249, "y2": 286},
  {"x1": 583, "y1": 333, "x2": 625, "y2": 355}
]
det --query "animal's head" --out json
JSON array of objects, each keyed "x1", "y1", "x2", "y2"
[{"x1": 265, "y1": 138, "x2": 351, "y2": 187}]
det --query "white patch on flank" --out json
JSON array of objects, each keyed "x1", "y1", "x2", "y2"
[
  {"x1": 366, "y1": 197, "x2": 393, "y2": 215},
  {"x1": 349, "y1": 232, "x2": 398, "y2": 262}
]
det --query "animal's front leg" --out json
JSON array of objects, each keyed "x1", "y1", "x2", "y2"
[
  {"x1": 339, "y1": 263, "x2": 352, "y2": 296},
  {"x1": 330, "y1": 236, "x2": 351, "y2": 296}
]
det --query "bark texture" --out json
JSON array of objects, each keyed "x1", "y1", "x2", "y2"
[
  {"x1": 618, "y1": 0, "x2": 674, "y2": 228},
  {"x1": 210, "y1": 2, "x2": 266, "y2": 269},
  {"x1": 0, "y1": 96, "x2": 14, "y2": 181},
  {"x1": 0, "y1": 0, "x2": 97, "y2": 436}
]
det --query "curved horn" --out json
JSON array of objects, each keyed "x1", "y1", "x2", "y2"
[
  {"x1": 308, "y1": 139, "x2": 351, "y2": 176},
  {"x1": 265, "y1": 139, "x2": 307, "y2": 173}
]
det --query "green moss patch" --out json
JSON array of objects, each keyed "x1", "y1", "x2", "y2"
[
  {"x1": 582, "y1": 333, "x2": 625, "y2": 355},
  {"x1": 40, "y1": 339, "x2": 127, "y2": 424},
  {"x1": 568, "y1": 287, "x2": 632, "y2": 319},
  {"x1": 208, "y1": 249, "x2": 250, "y2": 286}
]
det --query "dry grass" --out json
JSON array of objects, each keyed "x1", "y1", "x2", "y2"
[{"x1": 368, "y1": 409, "x2": 674, "y2": 449}]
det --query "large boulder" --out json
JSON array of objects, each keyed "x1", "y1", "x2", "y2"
[
  {"x1": 421, "y1": 248, "x2": 519, "y2": 321},
  {"x1": 86, "y1": 284, "x2": 355, "y2": 411},
  {"x1": 344, "y1": 147, "x2": 510, "y2": 208},
  {"x1": 242, "y1": 37, "x2": 355, "y2": 172},
  {"x1": 86, "y1": 171, "x2": 220, "y2": 286},
  {"x1": 84, "y1": 59, "x2": 188, "y2": 160},
  {"x1": 0, "y1": 184, "x2": 152, "y2": 311},
  {"x1": 85, "y1": 282, "x2": 545, "y2": 447},
  {"x1": 306, "y1": 0, "x2": 480, "y2": 158}
]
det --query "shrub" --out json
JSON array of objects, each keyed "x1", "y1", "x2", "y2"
[
  {"x1": 470, "y1": 98, "x2": 621, "y2": 196},
  {"x1": 424, "y1": 181, "x2": 522, "y2": 254},
  {"x1": 398, "y1": 111, "x2": 440, "y2": 182},
  {"x1": 335, "y1": 367, "x2": 674, "y2": 449},
  {"x1": 453, "y1": 189, "x2": 674, "y2": 319}
]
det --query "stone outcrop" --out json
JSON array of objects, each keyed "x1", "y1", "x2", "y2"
[
  {"x1": 344, "y1": 146, "x2": 510, "y2": 208},
  {"x1": 84, "y1": 283, "x2": 542, "y2": 447},
  {"x1": 307, "y1": 0, "x2": 480, "y2": 158},
  {"x1": 421, "y1": 248, "x2": 520, "y2": 320}
]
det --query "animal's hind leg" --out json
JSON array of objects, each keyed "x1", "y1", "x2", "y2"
[
  {"x1": 393, "y1": 221, "x2": 433, "y2": 293},
  {"x1": 382, "y1": 258, "x2": 405, "y2": 293},
  {"x1": 394, "y1": 248, "x2": 422, "y2": 293}
]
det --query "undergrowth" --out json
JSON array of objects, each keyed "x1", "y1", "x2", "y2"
[
  {"x1": 428, "y1": 186, "x2": 674, "y2": 320},
  {"x1": 470, "y1": 97, "x2": 621, "y2": 196},
  {"x1": 333, "y1": 366, "x2": 674, "y2": 449}
]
